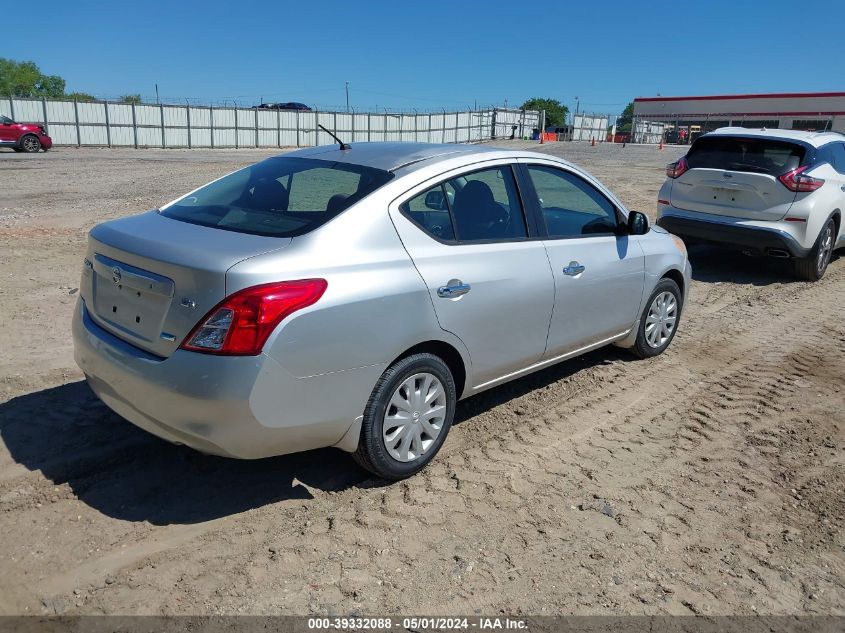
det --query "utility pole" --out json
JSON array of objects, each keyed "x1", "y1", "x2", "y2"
[
  {"x1": 155, "y1": 83, "x2": 160, "y2": 104},
  {"x1": 345, "y1": 81, "x2": 350, "y2": 113}
]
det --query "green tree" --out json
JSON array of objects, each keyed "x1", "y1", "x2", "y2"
[
  {"x1": 0, "y1": 58, "x2": 65, "y2": 97},
  {"x1": 520, "y1": 98, "x2": 569, "y2": 128},
  {"x1": 120, "y1": 94, "x2": 142, "y2": 104},
  {"x1": 66, "y1": 91, "x2": 96, "y2": 102},
  {"x1": 616, "y1": 101, "x2": 634, "y2": 132}
]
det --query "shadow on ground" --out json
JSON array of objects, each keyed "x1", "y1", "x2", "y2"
[
  {"x1": 0, "y1": 347, "x2": 628, "y2": 525},
  {"x1": 687, "y1": 244, "x2": 830, "y2": 285}
]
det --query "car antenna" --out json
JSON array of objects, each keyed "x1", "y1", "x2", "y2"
[{"x1": 318, "y1": 124, "x2": 351, "y2": 150}]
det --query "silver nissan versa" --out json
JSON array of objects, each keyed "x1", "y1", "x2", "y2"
[{"x1": 73, "y1": 142, "x2": 691, "y2": 479}]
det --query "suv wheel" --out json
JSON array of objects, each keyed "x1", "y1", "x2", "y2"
[
  {"x1": 631, "y1": 278, "x2": 682, "y2": 359},
  {"x1": 353, "y1": 353, "x2": 456, "y2": 480},
  {"x1": 794, "y1": 218, "x2": 835, "y2": 281},
  {"x1": 19, "y1": 135, "x2": 41, "y2": 153}
]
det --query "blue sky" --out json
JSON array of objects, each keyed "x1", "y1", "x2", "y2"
[{"x1": 6, "y1": 0, "x2": 843, "y2": 115}]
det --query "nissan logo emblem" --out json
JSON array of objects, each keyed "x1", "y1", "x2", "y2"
[{"x1": 112, "y1": 267, "x2": 122, "y2": 284}]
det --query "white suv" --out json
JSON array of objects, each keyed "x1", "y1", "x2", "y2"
[{"x1": 656, "y1": 128, "x2": 845, "y2": 280}]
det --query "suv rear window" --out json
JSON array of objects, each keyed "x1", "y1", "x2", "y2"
[
  {"x1": 686, "y1": 137, "x2": 805, "y2": 175},
  {"x1": 160, "y1": 157, "x2": 393, "y2": 237}
]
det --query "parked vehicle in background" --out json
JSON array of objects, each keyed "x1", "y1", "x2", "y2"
[
  {"x1": 73, "y1": 142, "x2": 690, "y2": 480},
  {"x1": 657, "y1": 128, "x2": 845, "y2": 280},
  {"x1": 253, "y1": 102, "x2": 313, "y2": 111},
  {"x1": 0, "y1": 115, "x2": 53, "y2": 152}
]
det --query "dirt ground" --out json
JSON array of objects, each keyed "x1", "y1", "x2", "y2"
[{"x1": 0, "y1": 141, "x2": 843, "y2": 617}]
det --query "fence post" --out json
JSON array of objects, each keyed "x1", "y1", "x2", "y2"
[
  {"x1": 234, "y1": 107, "x2": 239, "y2": 149},
  {"x1": 296, "y1": 109, "x2": 300, "y2": 147},
  {"x1": 254, "y1": 107, "x2": 259, "y2": 148},
  {"x1": 131, "y1": 102, "x2": 138, "y2": 149},
  {"x1": 73, "y1": 99, "x2": 81, "y2": 147},
  {"x1": 277, "y1": 108, "x2": 281, "y2": 148},
  {"x1": 351, "y1": 109, "x2": 355, "y2": 142},
  {"x1": 41, "y1": 97, "x2": 48, "y2": 135},
  {"x1": 186, "y1": 103, "x2": 191, "y2": 149},
  {"x1": 9, "y1": 97, "x2": 15, "y2": 121},
  {"x1": 367, "y1": 112, "x2": 371, "y2": 142},
  {"x1": 210, "y1": 106, "x2": 215, "y2": 149},
  {"x1": 103, "y1": 100, "x2": 112, "y2": 148},
  {"x1": 159, "y1": 103, "x2": 166, "y2": 148}
]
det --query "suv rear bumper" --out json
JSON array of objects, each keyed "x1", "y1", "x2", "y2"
[{"x1": 656, "y1": 210, "x2": 811, "y2": 258}]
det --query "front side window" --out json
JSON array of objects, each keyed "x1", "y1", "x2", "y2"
[
  {"x1": 527, "y1": 166, "x2": 618, "y2": 238},
  {"x1": 160, "y1": 157, "x2": 393, "y2": 237}
]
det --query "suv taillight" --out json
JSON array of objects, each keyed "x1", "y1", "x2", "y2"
[
  {"x1": 666, "y1": 157, "x2": 689, "y2": 179},
  {"x1": 778, "y1": 166, "x2": 825, "y2": 192},
  {"x1": 181, "y1": 279, "x2": 327, "y2": 355}
]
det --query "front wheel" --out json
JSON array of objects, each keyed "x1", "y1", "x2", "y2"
[
  {"x1": 19, "y1": 135, "x2": 41, "y2": 153},
  {"x1": 631, "y1": 278, "x2": 682, "y2": 359},
  {"x1": 353, "y1": 353, "x2": 456, "y2": 480},
  {"x1": 794, "y1": 218, "x2": 835, "y2": 281}
]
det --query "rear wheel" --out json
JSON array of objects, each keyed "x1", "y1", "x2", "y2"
[
  {"x1": 353, "y1": 353, "x2": 456, "y2": 480},
  {"x1": 631, "y1": 278, "x2": 682, "y2": 359},
  {"x1": 19, "y1": 135, "x2": 41, "y2": 153},
  {"x1": 794, "y1": 218, "x2": 835, "y2": 281}
]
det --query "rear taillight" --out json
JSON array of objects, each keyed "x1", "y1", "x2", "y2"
[
  {"x1": 778, "y1": 166, "x2": 825, "y2": 192},
  {"x1": 666, "y1": 157, "x2": 689, "y2": 179},
  {"x1": 181, "y1": 279, "x2": 327, "y2": 355}
]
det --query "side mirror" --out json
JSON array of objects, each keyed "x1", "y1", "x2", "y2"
[
  {"x1": 626, "y1": 211, "x2": 649, "y2": 235},
  {"x1": 424, "y1": 189, "x2": 446, "y2": 210}
]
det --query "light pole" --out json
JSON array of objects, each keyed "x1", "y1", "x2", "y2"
[{"x1": 345, "y1": 81, "x2": 350, "y2": 113}]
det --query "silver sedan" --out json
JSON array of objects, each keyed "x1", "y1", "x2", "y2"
[{"x1": 73, "y1": 142, "x2": 691, "y2": 479}]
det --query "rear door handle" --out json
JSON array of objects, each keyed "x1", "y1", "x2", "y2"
[
  {"x1": 563, "y1": 261, "x2": 586, "y2": 276},
  {"x1": 437, "y1": 281, "x2": 471, "y2": 298}
]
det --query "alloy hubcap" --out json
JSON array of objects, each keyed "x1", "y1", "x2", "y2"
[
  {"x1": 382, "y1": 372, "x2": 446, "y2": 463},
  {"x1": 817, "y1": 224, "x2": 833, "y2": 272},
  {"x1": 645, "y1": 291, "x2": 677, "y2": 349},
  {"x1": 23, "y1": 137, "x2": 38, "y2": 151}
]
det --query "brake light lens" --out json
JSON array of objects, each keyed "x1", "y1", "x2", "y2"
[
  {"x1": 181, "y1": 279, "x2": 327, "y2": 355},
  {"x1": 778, "y1": 166, "x2": 824, "y2": 192},
  {"x1": 666, "y1": 157, "x2": 689, "y2": 179}
]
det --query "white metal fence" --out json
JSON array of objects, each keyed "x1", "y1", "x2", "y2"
[
  {"x1": 572, "y1": 113, "x2": 610, "y2": 142},
  {"x1": 0, "y1": 97, "x2": 540, "y2": 149}
]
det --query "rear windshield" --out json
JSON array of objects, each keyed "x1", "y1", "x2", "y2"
[
  {"x1": 686, "y1": 137, "x2": 805, "y2": 175},
  {"x1": 160, "y1": 157, "x2": 393, "y2": 237}
]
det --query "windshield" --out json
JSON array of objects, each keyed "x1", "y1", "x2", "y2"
[
  {"x1": 686, "y1": 136, "x2": 805, "y2": 175},
  {"x1": 160, "y1": 157, "x2": 393, "y2": 237}
]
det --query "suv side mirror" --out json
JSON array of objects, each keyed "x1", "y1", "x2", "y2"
[{"x1": 627, "y1": 211, "x2": 649, "y2": 235}]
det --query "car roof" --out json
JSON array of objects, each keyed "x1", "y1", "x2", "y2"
[
  {"x1": 703, "y1": 127, "x2": 844, "y2": 148},
  {"x1": 282, "y1": 142, "x2": 505, "y2": 172}
]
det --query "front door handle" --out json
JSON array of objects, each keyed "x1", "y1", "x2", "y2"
[
  {"x1": 563, "y1": 261, "x2": 586, "y2": 276},
  {"x1": 437, "y1": 281, "x2": 471, "y2": 298}
]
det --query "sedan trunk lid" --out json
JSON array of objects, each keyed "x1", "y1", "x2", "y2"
[{"x1": 81, "y1": 211, "x2": 290, "y2": 357}]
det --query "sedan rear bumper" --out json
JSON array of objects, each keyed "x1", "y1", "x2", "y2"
[
  {"x1": 72, "y1": 298, "x2": 373, "y2": 458},
  {"x1": 656, "y1": 210, "x2": 811, "y2": 258}
]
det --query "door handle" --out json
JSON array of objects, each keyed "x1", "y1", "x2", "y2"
[
  {"x1": 437, "y1": 281, "x2": 471, "y2": 298},
  {"x1": 563, "y1": 261, "x2": 586, "y2": 276}
]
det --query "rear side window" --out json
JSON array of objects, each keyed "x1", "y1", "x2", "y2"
[
  {"x1": 160, "y1": 157, "x2": 393, "y2": 237},
  {"x1": 400, "y1": 166, "x2": 528, "y2": 243},
  {"x1": 827, "y1": 142, "x2": 845, "y2": 175},
  {"x1": 686, "y1": 137, "x2": 804, "y2": 175}
]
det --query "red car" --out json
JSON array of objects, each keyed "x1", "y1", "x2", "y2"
[{"x1": 0, "y1": 115, "x2": 53, "y2": 152}]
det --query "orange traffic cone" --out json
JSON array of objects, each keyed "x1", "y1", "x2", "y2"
[{"x1": 659, "y1": 140, "x2": 664, "y2": 150}]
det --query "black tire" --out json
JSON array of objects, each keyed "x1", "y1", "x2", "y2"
[
  {"x1": 794, "y1": 218, "x2": 835, "y2": 281},
  {"x1": 353, "y1": 353, "x2": 456, "y2": 480},
  {"x1": 631, "y1": 278, "x2": 683, "y2": 359},
  {"x1": 19, "y1": 135, "x2": 41, "y2": 153}
]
